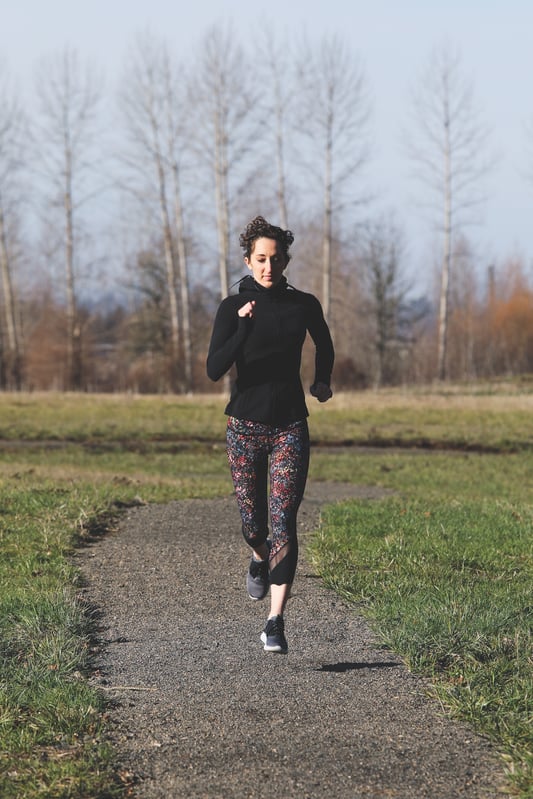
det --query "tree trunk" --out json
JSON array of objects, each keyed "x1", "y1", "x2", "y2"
[
  {"x1": 172, "y1": 163, "x2": 193, "y2": 393},
  {"x1": 64, "y1": 148, "x2": 81, "y2": 391},
  {"x1": 0, "y1": 201, "x2": 22, "y2": 389},
  {"x1": 274, "y1": 77, "x2": 288, "y2": 230},
  {"x1": 156, "y1": 154, "x2": 180, "y2": 392},
  {"x1": 215, "y1": 118, "x2": 230, "y2": 301},
  {"x1": 214, "y1": 130, "x2": 231, "y2": 394},
  {"x1": 437, "y1": 91, "x2": 452, "y2": 382},
  {"x1": 322, "y1": 120, "x2": 333, "y2": 322}
]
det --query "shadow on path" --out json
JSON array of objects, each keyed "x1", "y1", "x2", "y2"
[{"x1": 317, "y1": 661, "x2": 402, "y2": 673}]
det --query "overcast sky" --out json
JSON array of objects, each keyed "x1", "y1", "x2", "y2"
[{"x1": 2, "y1": 0, "x2": 532, "y2": 288}]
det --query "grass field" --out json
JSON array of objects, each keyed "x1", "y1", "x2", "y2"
[
  {"x1": 2, "y1": 386, "x2": 533, "y2": 450},
  {"x1": 0, "y1": 388, "x2": 531, "y2": 797}
]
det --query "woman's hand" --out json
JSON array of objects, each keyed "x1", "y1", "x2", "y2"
[
  {"x1": 310, "y1": 382, "x2": 333, "y2": 402},
  {"x1": 238, "y1": 300, "x2": 256, "y2": 318}
]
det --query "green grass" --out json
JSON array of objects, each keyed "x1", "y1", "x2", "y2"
[
  {"x1": 1, "y1": 387, "x2": 533, "y2": 450},
  {"x1": 0, "y1": 448, "x2": 232, "y2": 798},
  {"x1": 0, "y1": 482, "x2": 120, "y2": 797},
  {"x1": 0, "y1": 393, "x2": 228, "y2": 443},
  {"x1": 0, "y1": 389, "x2": 532, "y2": 796},
  {"x1": 308, "y1": 449, "x2": 533, "y2": 796}
]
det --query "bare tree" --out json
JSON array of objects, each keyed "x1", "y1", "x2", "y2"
[
  {"x1": 407, "y1": 45, "x2": 492, "y2": 380},
  {"x1": 296, "y1": 35, "x2": 371, "y2": 323},
  {"x1": 189, "y1": 24, "x2": 260, "y2": 300},
  {"x1": 119, "y1": 33, "x2": 193, "y2": 391},
  {"x1": 257, "y1": 35, "x2": 295, "y2": 230},
  {"x1": 361, "y1": 216, "x2": 422, "y2": 387},
  {"x1": 0, "y1": 67, "x2": 26, "y2": 389},
  {"x1": 164, "y1": 57, "x2": 193, "y2": 393},
  {"x1": 34, "y1": 47, "x2": 103, "y2": 390}
]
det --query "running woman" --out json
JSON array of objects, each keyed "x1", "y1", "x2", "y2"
[{"x1": 207, "y1": 216, "x2": 334, "y2": 653}]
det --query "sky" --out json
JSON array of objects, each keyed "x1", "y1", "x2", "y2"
[{"x1": 1, "y1": 0, "x2": 533, "y2": 290}]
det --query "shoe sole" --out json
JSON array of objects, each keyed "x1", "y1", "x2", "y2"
[
  {"x1": 248, "y1": 589, "x2": 269, "y2": 601},
  {"x1": 260, "y1": 631, "x2": 288, "y2": 654}
]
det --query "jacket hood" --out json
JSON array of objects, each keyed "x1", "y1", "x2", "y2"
[{"x1": 238, "y1": 275, "x2": 288, "y2": 294}]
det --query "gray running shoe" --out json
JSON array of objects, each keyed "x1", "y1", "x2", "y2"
[
  {"x1": 247, "y1": 554, "x2": 270, "y2": 600},
  {"x1": 260, "y1": 615, "x2": 288, "y2": 654}
]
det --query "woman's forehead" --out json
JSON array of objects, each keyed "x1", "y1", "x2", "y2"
[{"x1": 252, "y1": 237, "x2": 279, "y2": 254}]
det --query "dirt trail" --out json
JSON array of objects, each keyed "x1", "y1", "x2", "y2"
[{"x1": 77, "y1": 482, "x2": 504, "y2": 798}]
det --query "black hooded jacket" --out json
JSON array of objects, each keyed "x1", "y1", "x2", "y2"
[{"x1": 207, "y1": 275, "x2": 334, "y2": 425}]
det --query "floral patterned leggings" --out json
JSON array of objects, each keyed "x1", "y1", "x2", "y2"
[{"x1": 226, "y1": 416, "x2": 310, "y2": 586}]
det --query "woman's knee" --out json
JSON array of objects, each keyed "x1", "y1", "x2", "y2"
[{"x1": 241, "y1": 523, "x2": 269, "y2": 549}]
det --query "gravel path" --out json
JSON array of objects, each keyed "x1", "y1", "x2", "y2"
[{"x1": 77, "y1": 482, "x2": 504, "y2": 798}]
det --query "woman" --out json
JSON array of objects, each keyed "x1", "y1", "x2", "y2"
[{"x1": 207, "y1": 216, "x2": 334, "y2": 654}]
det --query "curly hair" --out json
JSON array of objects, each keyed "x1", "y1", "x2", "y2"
[{"x1": 239, "y1": 216, "x2": 294, "y2": 261}]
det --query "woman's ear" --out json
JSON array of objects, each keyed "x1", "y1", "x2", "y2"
[{"x1": 244, "y1": 257, "x2": 252, "y2": 271}]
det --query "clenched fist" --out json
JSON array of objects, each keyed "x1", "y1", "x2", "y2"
[
  {"x1": 310, "y1": 382, "x2": 333, "y2": 403},
  {"x1": 238, "y1": 300, "x2": 256, "y2": 318}
]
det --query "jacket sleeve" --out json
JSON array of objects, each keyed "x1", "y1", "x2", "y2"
[
  {"x1": 306, "y1": 295, "x2": 335, "y2": 385},
  {"x1": 206, "y1": 299, "x2": 249, "y2": 382}
]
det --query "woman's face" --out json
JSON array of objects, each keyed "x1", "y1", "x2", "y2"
[{"x1": 245, "y1": 237, "x2": 288, "y2": 289}]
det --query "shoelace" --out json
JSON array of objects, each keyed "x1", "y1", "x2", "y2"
[
  {"x1": 249, "y1": 558, "x2": 268, "y2": 579},
  {"x1": 267, "y1": 616, "x2": 284, "y2": 636}
]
